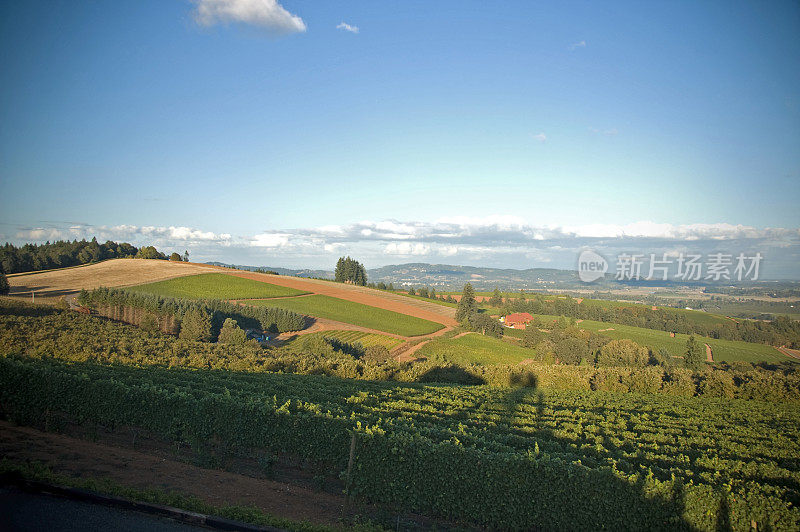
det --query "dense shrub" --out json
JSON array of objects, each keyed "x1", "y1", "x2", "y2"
[{"x1": 596, "y1": 339, "x2": 649, "y2": 367}]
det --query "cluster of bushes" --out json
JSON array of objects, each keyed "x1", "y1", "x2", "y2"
[
  {"x1": 2, "y1": 299, "x2": 798, "y2": 403},
  {"x1": 76, "y1": 287, "x2": 305, "y2": 340},
  {"x1": 520, "y1": 316, "x2": 712, "y2": 370}
]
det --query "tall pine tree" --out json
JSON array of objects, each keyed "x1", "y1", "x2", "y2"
[{"x1": 456, "y1": 283, "x2": 477, "y2": 322}]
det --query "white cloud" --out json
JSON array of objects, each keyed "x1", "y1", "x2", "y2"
[
  {"x1": 569, "y1": 40, "x2": 586, "y2": 51},
  {"x1": 193, "y1": 0, "x2": 306, "y2": 35},
  {"x1": 336, "y1": 22, "x2": 359, "y2": 34},
  {"x1": 250, "y1": 233, "x2": 290, "y2": 247},
  {"x1": 532, "y1": 132, "x2": 547, "y2": 143},
  {"x1": 8, "y1": 218, "x2": 800, "y2": 278},
  {"x1": 384, "y1": 242, "x2": 430, "y2": 256},
  {"x1": 15, "y1": 224, "x2": 231, "y2": 245}
]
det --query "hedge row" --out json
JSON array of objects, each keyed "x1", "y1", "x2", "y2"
[{"x1": 77, "y1": 287, "x2": 305, "y2": 336}]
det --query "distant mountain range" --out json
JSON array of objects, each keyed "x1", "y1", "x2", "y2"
[{"x1": 207, "y1": 261, "x2": 653, "y2": 290}]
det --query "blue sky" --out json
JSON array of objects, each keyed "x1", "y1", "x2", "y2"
[{"x1": 1, "y1": 1, "x2": 799, "y2": 277}]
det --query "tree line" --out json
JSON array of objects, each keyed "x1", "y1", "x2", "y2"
[
  {"x1": 489, "y1": 292, "x2": 800, "y2": 347},
  {"x1": 0, "y1": 239, "x2": 188, "y2": 274}
]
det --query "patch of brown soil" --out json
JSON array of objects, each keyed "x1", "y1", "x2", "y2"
[
  {"x1": 598, "y1": 328, "x2": 615, "y2": 332},
  {"x1": 776, "y1": 346, "x2": 800, "y2": 361},
  {"x1": 0, "y1": 421, "x2": 344, "y2": 526},
  {"x1": 705, "y1": 343, "x2": 714, "y2": 363},
  {"x1": 6, "y1": 259, "x2": 219, "y2": 303}
]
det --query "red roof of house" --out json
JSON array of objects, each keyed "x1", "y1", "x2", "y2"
[{"x1": 505, "y1": 312, "x2": 533, "y2": 324}]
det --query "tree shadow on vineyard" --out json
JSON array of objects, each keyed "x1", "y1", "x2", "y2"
[
  {"x1": 491, "y1": 384, "x2": 694, "y2": 530},
  {"x1": 417, "y1": 366, "x2": 485, "y2": 385},
  {"x1": 0, "y1": 298, "x2": 60, "y2": 317}
]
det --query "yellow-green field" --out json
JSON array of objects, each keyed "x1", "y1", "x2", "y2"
[
  {"x1": 127, "y1": 273, "x2": 308, "y2": 300},
  {"x1": 417, "y1": 333, "x2": 533, "y2": 365},
  {"x1": 292, "y1": 330, "x2": 403, "y2": 350},
  {"x1": 245, "y1": 295, "x2": 444, "y2": 337}
]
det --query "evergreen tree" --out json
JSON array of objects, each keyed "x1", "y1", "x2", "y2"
[
  {"x1": 0, "y1": 271, "x2": 9, "y2": 295},
  {"x1": 488, "y1": 287, "x2": 503, "y2": 307},
  {"x1": 456, "y1": 283, "x2": 478, "y2": 322},
  {"x1": 334, "y1": 256, "x2": 367, "y2": 286},
  {"x1": 684, "y1": 335, "x2": 706, "y2": 369},
  {"x1": 179, "y1": 308, "x2": 212, "y2": 342},
  {"x1": 218, "y1": 318, "x2": 247, "y2": 345},
  {"x1": 522, "y1": 326, "x2": 544, "y2": 348}
]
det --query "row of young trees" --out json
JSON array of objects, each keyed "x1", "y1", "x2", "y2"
[{"x1": 77, "y1": 287, "x2": 306, "y2": 341}]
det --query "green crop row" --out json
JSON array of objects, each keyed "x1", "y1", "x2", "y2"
[
  {"x1": 294, "y1": 330, "x2": 402, "y2": 350},
  {"x1": 127, "y1": 272, "x2": 309, "y2": 299},
  {"x1": 244, "y1": 295, "x2": 443, "y2": 337},
  {"x1": 1, "y1": 355, "x2": 798, "y2": 530}
]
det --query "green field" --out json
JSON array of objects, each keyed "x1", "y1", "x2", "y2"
[
  {"x1": 532, "y1": 314, "x2": 788, "y2": 364},
  {"x1": 245, "y1": 295, "x2": 443, "y2": 337},
  {"x1": 127, "y1": 273, "x2": 308, "y2": 300},
  {"x1": 418, "y1": 333, "x2": 534, "y2": 365},
  {"x1": 292, "y1": 329, "x2": 403, "y2": 350}
]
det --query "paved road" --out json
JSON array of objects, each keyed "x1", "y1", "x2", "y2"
[{"x1": 0, "y1": 487, "x2": 206, "y2": 532}]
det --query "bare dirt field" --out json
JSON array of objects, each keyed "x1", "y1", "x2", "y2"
[
  {"x1": 229, "y1": 271, "x2": 457, "y2": 327},
  {"x1": 6, "y1": 260, "x2": 219, "y2": 303},
  {"x1": 0, "y1": 420, "x2": 345, "y2": 526}
]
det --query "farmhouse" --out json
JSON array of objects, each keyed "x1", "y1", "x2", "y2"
[{"x1": 503, "y1": 312, "x2": 534, "y2": 329}]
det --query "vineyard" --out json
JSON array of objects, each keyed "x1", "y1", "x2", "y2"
[
  {"x1": 1, "y1": 354, "x2": 798, "y2": 530},
  {"x1": 245, "y1": 295, "x2": 444, "y2": 337},
  {"x1": 127, "y1": 272, "x2": 309, "y2": 299},
  {"x1": 417, "y1": 332, "x2": 534, "y2": 365},
  {"x1": 292, "y1": 330, "x2": 403, "y2": 350}
]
